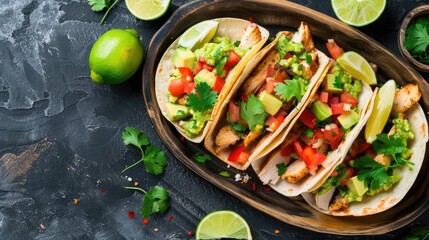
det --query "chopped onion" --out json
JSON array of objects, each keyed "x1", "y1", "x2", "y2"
[
  {"x1": 343, "y1": 103, "x2": 352, "y2": 111},
  {"x1": 311, "y1": 138, "x2": 323, "y2": 149},
  {"x1": 327, "y1": 39, "x2": 334, "y2": 43}
]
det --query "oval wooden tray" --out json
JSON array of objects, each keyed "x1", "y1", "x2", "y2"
[{"x1": 142, "y1": 0, "x2": 429, "y2": 235}]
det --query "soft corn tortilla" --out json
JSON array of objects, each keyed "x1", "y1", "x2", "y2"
[
  {"x1": 250, "y1": 64, "x2": 375, "y2": 197},
  {"x1": 155, "y1": 18, "x2": 269, "y2": 143},
  {"x1": 301, "y1": 99, "x2": 429, "y2": 216},
  {"x1": 204, "y1": 31, "x2": 331, "y2": 170}
]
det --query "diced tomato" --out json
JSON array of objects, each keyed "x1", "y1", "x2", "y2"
[
  {"x1": 329, "y1": 96, "x2": 340, "y2": 105},
  {"x1": 184, "y1": 81, "x2": 195, "y2": 94},
  {"x1": 299, "y1": 108, "x2": 317, "y2": 129},
  {"x1": 326, "y1": 39, "x2": 344, "y2": 60},
  {"x1": 228, "y1": 145, "x2": 246, "y2": 162},
  {"x1": 293, "y1": 141, "x2": 303, "y2": 155},
  {"x1": 340, "y1": 92, "x2": 358, "y2": 107},
  {"x1": 365, "y1": 149, "x2": 377, "y2": 159},
  {"x1": 266, "y1": 66, "x2": 276, "y2": 78},
  {"x1": 340, "y1": 178, "x2": 349, "y2": 186},
  {"x1": 359, "y1": 142, "x2": 371, "y2": 153},
  {"x1": 212, "y1": 75, "x2": 225, "y2": 94},
  {"x1": 268, "y1": 115, "x2": 285, "y2": 131},
  {"x1": 320, "y1": 91, "x2": 330, "y2": 103},
  {"x1": 237, "y1": 150, "x2": 251, "y2": 165},
  {"x1": 265, "y1": 115, "x2": 276, "y2": 126},
  {"x1": 224, "y1": 51, "x2": 241, "y2": 69},
  {"x1": 203, "y1": 63, "x2": 214, "y2": 71},
  {"x1": 313, "y1": 129, "x2": 324, "y2": 139},
  {"x1": 285, "y1": 52, "x2": 293, "y2": 59},
  {"x1": 193, "y1": 61, "x2": 203, "y2": 75},
  {"x1": 228, "y1": 102, "x2": 240, "y2": 122},
  {"x1": 199, "y1": 56, "x2": 206, "y2": 62},
  {"x1": 331, "y1": 102, "x2": 345, "y2": 115},
  {"x1": 280, "y1": 144, "x2": 294, "y2": 157},
  {"x1": 300, "y1": 146, "x2": 324, "y2": 172},
  {"x1": 323, "y1": 124, "x2": 344, "y2": 150},
  {"x1": 330, "y1": 170, "x2": 338, "y2": 177},
  {"x1": 314, "y1": 152, "x2": 327, "y2": 166},
  {"x1": 265, "y1": 80, "x2": 276, "y2": 94},
  {"x1": 275, "y1": 109, "x2": 287, "y2": 117},
  {"x1": 168, "y1": 79, "x2": 185, "y2": 96},
  {"x1": 241, "y1": 95, "x2": 248, "y2": 102},
  {"x1": 178, "y1": 67, "x2": 194, "y2": 82},
  {"x1": 274, "y1": 70, "x2": 288, "y2": 82}
]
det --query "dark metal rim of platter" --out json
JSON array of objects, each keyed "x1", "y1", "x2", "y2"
[{"x1": 142, "y1": 0, "x2": 429, "y2": 235}]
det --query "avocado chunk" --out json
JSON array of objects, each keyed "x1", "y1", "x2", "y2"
[
  {"x1": 312, "y1": 101, "x2": 332, "y2": 121},
  {"x1": 324, "y1": 74, "x2": 343, "y2": 93},
  {"x1": 194, "y1": 69, "x2": 216, "y2": 87},
  {"x1": 258, "y1": 90, "x2": 283, "y2": 116},
  {"x1": 346, "y1": 176, "x2": 368, "y2": 197},
  {"x1": 337, "y1": 110, "x2": 359, "y2": 130},
  {"x1": 172, "y1": 48, "x2": 196, "y2": 70},
  {"x1": 166, "y1": 102, "x2": 190, "y2": 121}
]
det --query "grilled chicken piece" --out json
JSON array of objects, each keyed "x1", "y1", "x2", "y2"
[
  {"x1": 301, "y1": 51, "x2": 319, "y2": 80},
  {"x1": 258, "y1": 150, "x2": 291, "y2": 185},
  {"x1": 215, "y1": 125, "x2": 240, "y2": 153},
  {"x1": 329, "y1": 195, "x2": 349, "y2": 212},
  {"x1": 291, "y1": 22, "x2": 315, "y2": 52},
  {"x1": 240, "y1": 50, "x2": 280, "y2": 97},
  {"x1": 238, "y1": 23, "x2": 263, "y2": 49},
  {"x1": 392, "y1": 84, "x2": 421, "y2": 114},
  {"x1": 374, "y1": 154, "x2": 392, "y2": 166},
  {"x1": 243, "y1": 127, "x2": 263, "y2": 147},
  {"x1": 282, "y1": 159, "x2": 309, "y2": 183},
  {"x1": 315, "y1": 187, "x2": 336, "y2": 211}
]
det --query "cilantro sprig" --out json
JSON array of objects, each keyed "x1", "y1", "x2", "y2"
[
  {"x1": 276, "y1": 163, "x2": 287, "y2": 176},
  {"x1": 274, "y1": 76, "x2": 307, "y2": 102},
  {"x1": 125, "y1": 186, "x2": 169, "y2": 218},
  {"x1": 372, "y1": 134, "x2": 413, "y2": 168},
  {"x1": 121, "y1": 127, "x2": 167, "y2": 175},
  {"x1": 187, "y1": 82, "x2": 218, "y2": 113},
  {"x1": 355, "y1": 155, "x2": 390, "y2": 191},
  {"x1": 403, "y1": 17, "x2": 429, "y2": 64},
  {"x1": 193, "y1": 153, "x2": 212, "y2": 164},
  {"x1": 88, "y1": 0, "x2": 119, "y2": 24},
  {"x1": 239, "y1": 95, "x2": 267, "y2": 131}
]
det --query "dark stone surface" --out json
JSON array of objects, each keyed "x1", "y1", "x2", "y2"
[{"x1": 0, "y1": 0, "x2": 428, "y2": 239}]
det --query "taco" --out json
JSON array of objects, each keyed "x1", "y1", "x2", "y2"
[
  {"x1": 155, "y1": 18, "x2": 269, "y2": 143},
  {"x1": 204, "y1": 22, "x2": 331, "y2": 170},
  {"x1": 301, "y1": 81, "x2": 428, "y2": 216},
  {"x1": 251, "y1": 57, "x2": 374, "y2": 196}
]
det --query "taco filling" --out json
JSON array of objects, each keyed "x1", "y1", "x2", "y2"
[
  {"x1": 313, "y1": 82, "x2": 422, "y2": 213},
  {"x1": 213, "y1": 23, "x2": 322, "y2": 166}
]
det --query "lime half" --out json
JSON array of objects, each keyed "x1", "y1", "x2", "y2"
[
  {"x1": 125, "y1": 0, "x2": 171, "y2": 21},
  {"x1": 331, "y1": 0, "x2": 386, "y2": 27},
  {"x1": 196, "y1": 210, "x2": 252, "y2": 240},
  {"x1": 178, "y1": 20, "x2": 219, "y2": 51},
  {"x1": 337, "y1": 51, "x2": 377, "y2": 85},
  {"x1": 365, "y1": 79, "x2": 396, "y2": 143}
]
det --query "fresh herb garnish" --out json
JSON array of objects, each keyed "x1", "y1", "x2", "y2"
[
  {"x1": 125, "y1": 186, "x2": 169, "y2": 218},
  {"x1": 274, "y1": 76, "x2": 307, "y2": 102},
  {"x1": 88, "y1": 0, "x2": 119, "y2": 24},
  {"x1": 276, "y1": 163, "x2": 287, "y2": 176},
  {"x1": 354, "y1": 155, "x2": 389, "y2": 191},
  {"x1": 333, "y1": 76, "x2": 342, "y2": 89},
  {"x1": 239, "y1": 95, "x2": 267, "y2": 131},
  {"x1": 219, "y1": 171, "x2": 231, "y2": 177},
  {"x1": 187, "y1": 82, "x2": 218, "y2": 112},
  {"x1": 403, "y1": 226, "x2": 429, "y2": 240},
  {"x1": 216, "y1": 56, "x2": 228, "y2": 76},
  {"x1": 193, "y1": 153, "x2": 212, "y2": 164},
  {"x1": 403, "y1": 17, "x2": 429, "y2": 64},
  {"x1": 121, "y1": 127, "x2": 167, "y2": 175},
  {"x1": 372, "y1": 134, "x2": 412, "y2": 167},
  {"x1": 229, "y1": 122, "x2": 247, "y2": 137}
]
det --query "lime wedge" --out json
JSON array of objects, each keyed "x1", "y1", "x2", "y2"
[
  {"x1": 125, "y1": 0, "x2": 171, "y2": 21},
  {"x1": 331, "y1": 0, "x2": 386, "y2": 27},
  {"x1": 178, "y1": 20, "x2": 219, "y2": 51},
  {"x1": 365, "y1": 79, "x2": 396, "y2": 143},
  {"x1": 337, "y1": 51, "x2": 377, "y2": 85},
  {"x1": 195, "y1": 210, "x2": 252, "y2": 240}
]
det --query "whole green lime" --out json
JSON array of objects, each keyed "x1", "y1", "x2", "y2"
[{"x1": 89, "y1": 29, "x2": 144, "y2": 84}]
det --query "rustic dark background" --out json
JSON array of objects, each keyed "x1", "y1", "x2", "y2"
[{"x1": 0, "y1": 0, "x2": 428, "y2": 239}]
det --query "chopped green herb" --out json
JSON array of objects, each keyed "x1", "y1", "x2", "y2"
[
  {"x1": 125, "y1": 186, "x2": 169, "y2": 218},
  {"x1": 239, "y1": 95, "x2": 267, "y2": 131},
  {"x1": 193, "y1": 153, "x2": 212, "y2": 164},
  {"x1": 274, "y1": 76, "x2": 307, "y2": 102},
  {"x1": 219, "y1": 171, "x2": 231, "y2": 177},
  {"x1": 276, "y1": 163, "x2": 287, "y2": 176},
  {"x1": 88, "y1": 0, "x2": 119, "y2": 24},
  {"x1": 187, "y1": 82, "x2": 218, "y2": 112},
  {"x1": 354, "y1": 155, "x2": 389, "y2": 191}
]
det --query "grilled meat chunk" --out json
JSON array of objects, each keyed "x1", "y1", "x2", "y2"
[{"x1": 215, "y1": 125, "x2": 240, "y2": 153}]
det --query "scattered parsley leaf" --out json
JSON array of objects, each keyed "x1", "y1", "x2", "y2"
[
  {"x1": 141, "y1": 186, "x2": 169, "y2": 218},
  {"x1": 274, "y1": 77, "x2": 306, "y2": 102},
  {"x1": 143, "y1": 146, "x2": 167, "y2": 175},
  {"x1": 193, "y1": 153, "x2": 212, "y2": 164},
  {"x1": 233, "y1": 41, "x2": 241, "y2": 47},
  {"x1": 354, "y1": 155, "x2": 389, "y2": 191},
  {"x1": 88, "y1": 0, "x2": 119, "y2": 24},
  {"x1": 219, "y1": 171, "x2": 231, "y2": 177},
  {"x1": 239, "y1": 95, "x2": 267, "y2": 131},
  {"x1": 276, "y1": 163, "x2": 287, "y2": 176},
  {"x1": 122, "y1": 127, "x2": 150, "y2": 150},
  {"x1": 187, "y1": 82, "x2": 218, "y2": 112},
  {"x1": 333, "y1": 76, "x2": 342, "y2": 89}
]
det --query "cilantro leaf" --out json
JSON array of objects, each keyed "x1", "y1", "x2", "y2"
[
  {"x1": 403, "y1": 226, "x2": 429, "y2": 240},
  {"x1": 143, "y1": 146, "x2": 167, "y2": 175},
  {"x1": 354, "y1": 156, "x2": 389, "y2": 191},
  {"x1": 122, "y1": 127, "x2": 150, "y2": 150},
  {"x1": 274, "y1": 77, "x2": 306, "y2": 102},
  {"x1": 187, "y1": 82, "x2": 218, "y2": 112},
  {"x1": 88, "y1": 0, "x2": 110, "y2": 11},
  {"x1": 239, "y1": 95, "x2": 267, "y2": 131},
  {"x1": 141, "y1": 186, "x2": 169, "y2": 218},
  {"x1": 372, "y1": 134, "x2": 411, "y2": 166},
  {"x1": 193, "y1": 153, "x2": 212, "y2": 164},
  {"x1": 404, "y1": 22, "x2": 429, "y2": 55},
  {"x1": 276, "y1": 163, "x2": 287, "y2": 176},
  {"x1": 333, "y1": 76, "x2": 342, "y2": 89},
  {"x1": 216, "y1": 56, "x2": 228, "y2": 75}
]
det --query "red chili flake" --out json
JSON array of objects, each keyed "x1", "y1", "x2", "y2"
[
  {"x1": 167, "y1": 215, "x2": 173, "y2": 221},
  {"x1": 180, "y1": 136, "x2": 185, "y2": 142},
  {"x1": 128, "y1": 211, "x2": 135, "y2": 219},
  {"x1": 187, "y1": 230, "x2": 195, "y2": 236},
  {"x1": 274, "y1": 229, "x2": 280, "y2": 234},
  {"x1": 249, "y1": 17, "x2": 254, "y2": 23},
  {"x1": 100, "y1": 187, "x2": 105, "y2": 193},
  {"x1": 142, "y1": 218, "x2": 149, "y2": 225},
  {"x1": 263, "y1": 186, "x2": 271, "y2": 192},
  {"x1": 252, "y1": 182, "x2": 257, "y2": 191}
]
